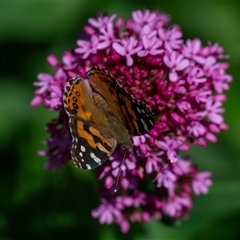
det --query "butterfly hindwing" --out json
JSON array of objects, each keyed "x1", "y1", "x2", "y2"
[{"x1": 68, "y1": 114, "x2": 117, "y2": 169}]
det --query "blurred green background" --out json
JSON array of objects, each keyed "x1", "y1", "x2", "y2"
[{"x1": 1, "y1": 1, "x2": 240, "y2": 239}]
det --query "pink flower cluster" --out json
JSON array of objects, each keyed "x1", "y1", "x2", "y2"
[{"x1": 31, "y1": 9, "x2": 232, "y2": 233}]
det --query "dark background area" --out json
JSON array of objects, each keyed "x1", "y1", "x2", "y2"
[{"x1": 0, "y1": 1, "x2": 240, "y2": 239}]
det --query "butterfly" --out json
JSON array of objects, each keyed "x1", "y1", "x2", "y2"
[{"x1": 63, "y1": 66, "x2": 154, "y2": 170}]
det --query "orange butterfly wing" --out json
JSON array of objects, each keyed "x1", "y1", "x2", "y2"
[
  {"x1": 63, "y1": 76, "x2": 117, "y2": 169},
  {"x1": 87, "y1": 66, "x2": 154, "y2": 136}
]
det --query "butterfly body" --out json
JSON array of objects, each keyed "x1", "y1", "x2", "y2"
[
  {"x1": 92, "y1": 92, "x2": 133, "y2": 152},
  {"x1": 63, "y1": 66, "x2": 154, "y2": 170}
]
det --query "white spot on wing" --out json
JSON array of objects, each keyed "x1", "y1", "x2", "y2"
[
  {"x1": 141, "y1": 118, "x2": 148, "y2": 131},
  {"x1": 86, "y1": 164, "x2": 91, "y2": 169},
  {"x1": 90, "y1": 152, "x2": 101, "y2": 163},
  {"x1": 80, "y1": 145, "x2": 86, "y2": 152}
]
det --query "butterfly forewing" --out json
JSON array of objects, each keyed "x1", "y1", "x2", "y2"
[
  {"x1": 117, "y1": 89, "x2": 154, "y2": 135},
  {"x1": 63, "y1": 76, "x2": 117, "y2": 169},
  {"x1": 87, "y1": 66, "x2": 154, "y2": 136},
  {"x1": 87, "y1": 66, "x2": 125, "y2": 126}
]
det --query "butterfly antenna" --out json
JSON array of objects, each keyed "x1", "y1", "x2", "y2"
[{"x1": 114, "y1": 150, "x2": 127, "y2": 193}]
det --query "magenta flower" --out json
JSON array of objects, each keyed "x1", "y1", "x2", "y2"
[
  {"x1": 137, "y1": 35, "x2": 164, "y2": 57},
  {"x1": 163, "y1": 51, "x2": 190, "y2": 82},
  {"x1": 76, "y1": 35, "x2": 100, "y2": 59},
  {"x1": 113, "y1": 37, "x2": 142, "y2": 66},
  {"x1": 91, "y1": 198, "x2": 122, "y2": 224},
  {"x1": 31, "y1": 9, "x2": 232, "y2": 233}
]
